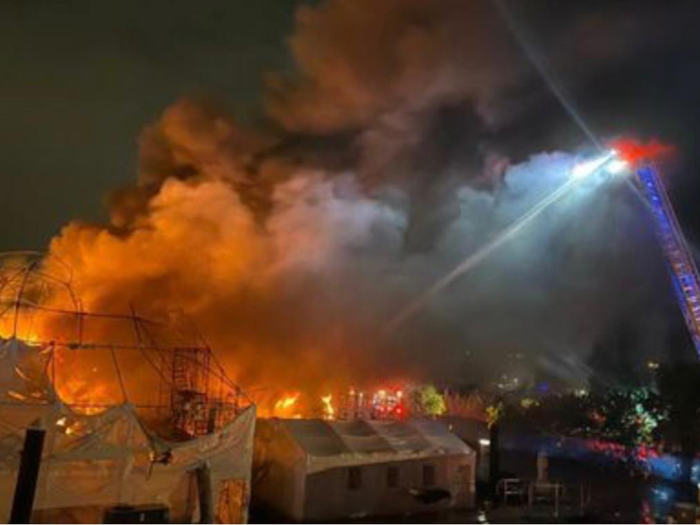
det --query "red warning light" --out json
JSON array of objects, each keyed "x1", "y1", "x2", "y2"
[{"x1": 609, "y1": 138, "x2": 675, "y2": 165}]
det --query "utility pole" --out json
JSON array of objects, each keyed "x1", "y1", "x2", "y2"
[{"x1": 10, "y1": 425, "x2": 46, "y2": 523}]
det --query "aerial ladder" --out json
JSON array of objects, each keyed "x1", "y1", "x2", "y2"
[{"x1": 616, "y1": 140, "x2": 700, "y2": 357}]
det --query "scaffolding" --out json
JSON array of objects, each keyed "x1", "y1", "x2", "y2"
[{"x1": 0, "y1": 251, "x2": 252, "y2": 438}]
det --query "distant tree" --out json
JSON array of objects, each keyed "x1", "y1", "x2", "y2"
[
  {"x1": 417, "y1": 385, "x2": 446, "y2": 416},
  {"x1": 593, "y1": 388, "x2": 665, "y2": 448},
  {"x1": 515, "y1": 388, "x2": 665, "y2": 450}
]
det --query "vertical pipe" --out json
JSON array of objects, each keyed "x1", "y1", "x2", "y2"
[
  {"x1": 10, "y1": 427, "x2": 46, "y2": 524},
  {"x1": 196, "y1": 463, "x2": 213, "y2": 524}
]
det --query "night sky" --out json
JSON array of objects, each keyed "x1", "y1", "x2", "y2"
[
  {"x1": 3, "y1": 1, "x2": 700, "y2": 252},
  {"x1": 2, "y1": 1, "x2": 699, "y2": 253},
  {"x1": 0, "y1": 0, "x2": 300, "y2": 251}
]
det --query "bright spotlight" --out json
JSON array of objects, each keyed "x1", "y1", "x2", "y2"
[
  {"x1": 571, "y1": 159, "x2": 598, "y2": 179},
  {"x1": 607, "y1": 159, "x2": 629, "y2": 174},
  {"x1": 571, "y1": 151, "x2": 615, "y2": 179}
]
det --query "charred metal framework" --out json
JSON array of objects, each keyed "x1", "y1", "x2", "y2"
[
  {"x1": 170, "y1": 347, "x2": 242, "y2": 436},
  {"x1": 0, "y1": 252, "x2": 252, "y2": 437},
  {"x1": 635, "y1": 163, "x2": 700, "y2": 355}
]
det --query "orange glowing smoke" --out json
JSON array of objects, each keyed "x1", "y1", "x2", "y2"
[
  {"x1": 0, "y1": 254, "x2": 174, "y2": 414},
  {"x1": 2, "y1": 100, "x2": 414, "y2": 409},
  {"x1": 44, "y1": 171, "x2": 380, "y2": 397},
  {"x1": 53, "y1": 368, "x2": 116, "y2": 415}
]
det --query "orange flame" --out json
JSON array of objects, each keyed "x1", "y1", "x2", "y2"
[
  {"x1": 273, "y1": 392, "x2": 300, "y2": 418},
  {"x1": 321, "y1": 394, "x2": 335, "y2": 420}
]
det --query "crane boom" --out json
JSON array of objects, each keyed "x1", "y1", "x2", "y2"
[{"x1": 635, "y1": 162, "x2": 700, "y2": 355}]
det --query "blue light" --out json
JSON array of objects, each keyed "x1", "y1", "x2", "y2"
[{"x1": 637, "y1": 164, "x2": 700, "y2": 357}]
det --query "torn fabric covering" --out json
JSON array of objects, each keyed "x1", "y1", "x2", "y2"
[{"x1": 0, "y1": 402, "x2": 256, "y2": 523}]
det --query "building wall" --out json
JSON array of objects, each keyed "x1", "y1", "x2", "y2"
[
  {"x1": 252, "y1": 420, "x2": 306, "y2": 521},
  {"x1": 440, "y1": 416, "x2": 491, "y2": 481},
  {"x1": 302, "y1": 455, "x2": 475, "y2": 522}
]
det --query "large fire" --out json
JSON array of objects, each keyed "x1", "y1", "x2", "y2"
[
  {"x1": 0, "y1": 254, "x2": 243, "y2": 423},
  {"x1": 0, "y1": 253, "x2": 490, "y2": 425},
  {"x1": 2, "y1": 293, "x2": 483, "y2": 425},
  {"x1": 260, "y1": 383, "x2": 486, "y2": 421}
]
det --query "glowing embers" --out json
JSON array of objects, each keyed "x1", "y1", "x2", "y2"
[{"x1": 55, "y1": 415, "x2": 85, "y2": 437}]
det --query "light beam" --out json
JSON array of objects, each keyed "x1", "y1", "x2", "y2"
[{"x1": 386, "y1": 154, "x2": 617, "y2": 333}]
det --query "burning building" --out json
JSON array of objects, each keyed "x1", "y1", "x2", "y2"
[
  {"x1": 0, "y1": 253, "x2": 256, "y2": 523},
  {"x1": 252, "y1": 418, "x2": 475, "y2": 522}
]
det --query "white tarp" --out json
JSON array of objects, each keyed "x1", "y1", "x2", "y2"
[
  {"x1": 0, "y1": 403, "x2": 256, "y2": 523},
  {"x1": 271, "y1": 417, "x2": 473, "y2": 474},
  {"x1": 253, "y1": 417, "x2": 476, "y2": 522},
  {"x1": 0, "y1": 338, "x2": 256, "y2": 523}
]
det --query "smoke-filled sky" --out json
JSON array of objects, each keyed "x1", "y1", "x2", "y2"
[{"x1": 2, "y1": 0, "x2": 700, "y2": 390}]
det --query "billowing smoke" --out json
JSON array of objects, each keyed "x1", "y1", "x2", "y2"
[{"x1": 44, "y1": 0, "x2": 686, "y2": 395}]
